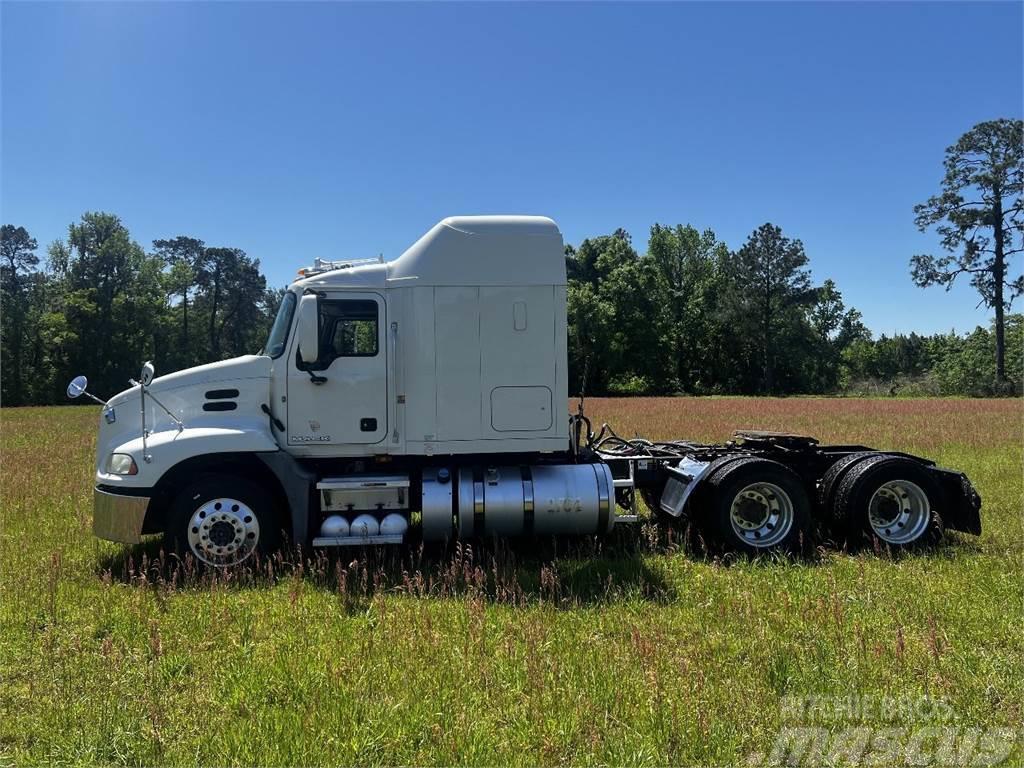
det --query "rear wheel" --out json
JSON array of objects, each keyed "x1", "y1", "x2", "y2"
[
  {"x1": 818, "y1": 452, "x2": 877, "y2": 519},
  {"x1": 702, "y1": 458, "x2": 811, "y2": 554},
  {"x1": 832, "y1": 455, "x2": 944, "y2": 548},
  {"x1": 165, "y1": 475, "x2": 282, "y2": 567}
]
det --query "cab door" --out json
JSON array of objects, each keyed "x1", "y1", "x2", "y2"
[{"x1": 286, "y1": 291, "x2": 387, "y2": 446}]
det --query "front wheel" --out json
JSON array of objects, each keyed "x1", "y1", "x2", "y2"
[
  {"x1": 165, "y1": 475, "x2": 281, "y2": 567},
  {"x1": 702, "y1": 458, "x2": 811, "y2": 555}
]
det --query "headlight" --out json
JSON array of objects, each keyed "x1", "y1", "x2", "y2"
[{"x1": 107, "y1": 453, "x2": 138, "y2": 475}]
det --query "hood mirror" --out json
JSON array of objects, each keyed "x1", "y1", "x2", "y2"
[
  {"x1": 66, "y1": 375, "x2": 107, "y2": 405},
  {"x1": 133, "y1": 359, "x2": 184, "y2": 434},
  {"x1": 67, "y1": 375, "x2": 88, "y2": 398}
]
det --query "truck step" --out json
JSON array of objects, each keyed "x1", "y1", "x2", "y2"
[
  {"x1": 312, "y1": 534, "x2": 405, "y2": 547},
  {"x1": 316, "y1": 475, "x2": 410, "y2": 490},
  {"x1": 317, "y1": 474, "x2": 411, "y2": 513}
]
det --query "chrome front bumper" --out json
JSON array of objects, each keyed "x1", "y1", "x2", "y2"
[{"x1": 93, "y1": 487, "x2": 150, "y2": 543}]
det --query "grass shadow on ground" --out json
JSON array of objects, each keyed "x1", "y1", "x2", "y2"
[
  {"x1": 94, "y1": 525, "x2": 680, "y2": 607},
  {"x1": 92, "y1": 520, "x2": 978, "y2": 610}
]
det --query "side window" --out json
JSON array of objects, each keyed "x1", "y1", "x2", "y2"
[{"x1": 318, "y1": 299, "x2": 379, "y2": 366}]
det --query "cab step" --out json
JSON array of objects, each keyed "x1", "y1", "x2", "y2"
[{"x1": 312, "y1": 534, "x2": 405, "y2": 547}]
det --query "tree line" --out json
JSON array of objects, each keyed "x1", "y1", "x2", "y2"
[
  {"x1": 566, "y1": 118, "x2": 1023, "y2": 398},
  {"x1": 2, "y1": 119, "x2": 1020, "y2": 405},
  {"x1": 0, "y1": 212, "x2": 1019, "y2": 407},
  {"x1": 0, "y1": 213, "x2": 282, "y2": 405},
  {"x1": 565, "y1": 223, "x2": 1021, "y2": 397}
]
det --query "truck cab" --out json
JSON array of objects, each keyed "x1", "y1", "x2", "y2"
[
  {"x1": 278, "y1": 214, "x2": 568, "y2": 457},
  {"x1": 88, "y1": 216, "x2": 608, "y2": 565}
]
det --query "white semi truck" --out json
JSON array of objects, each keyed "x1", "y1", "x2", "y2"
[{"x1": 71, "y1": 216, "x2": 981, "y2": 566}]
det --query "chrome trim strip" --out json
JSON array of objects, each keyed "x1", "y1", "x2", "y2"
[
  {"x1": 522, "y1": 465, "x2": 535, "y2": 536},
  {"x1": 473, "y1": 477, "x2": 485, "y2": 536},
  {"x1": 595, "y1": 464, "x2": 611, "y2": 533},
  {"x1": 473, "y1": 481, "x2": 485, "y2": 516}
]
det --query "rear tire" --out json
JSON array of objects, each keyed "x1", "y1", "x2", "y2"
[
  {"x1": 701, "y1": 458, "x2": 811, "y2": 555},
  {"x1": 164, "y1": 474, "x2": 282, "y2": 567},
  {"x1": 817, "y1": 452, "x2": 877, "y2": 520},
  {"x1": 832, "y1": 455, "x2": 944, "y2": 548}
]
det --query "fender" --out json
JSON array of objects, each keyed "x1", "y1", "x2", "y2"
[
  {"x1": 95, "y1": 419, "x2": 279, "y2": 491},
  {"x1": 659, "y1": 454, "x2": 749, "y2": 517}
]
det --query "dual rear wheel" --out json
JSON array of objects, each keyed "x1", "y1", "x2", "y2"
[
  {"x1": 692, "y1": 453, "x2": 943, "y2": 555},
  {"x1": 820, "y1": 454, "x2": 943, "y2": 548}
]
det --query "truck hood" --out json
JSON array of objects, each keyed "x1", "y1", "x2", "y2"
[
  {"x1": 107, "y1": 355, "x2": 271, "y2": 407},
  {"x1": 95, "y1": 354, "x2": 277, "y2": 486}
]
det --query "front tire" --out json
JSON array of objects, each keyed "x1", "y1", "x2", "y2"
[{"x1": 165, "y1": 475, "x2": 281, "y2": 567}]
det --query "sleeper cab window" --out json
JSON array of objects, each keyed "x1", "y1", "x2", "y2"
[{"x1": 321, "y1": 299, "x2": 379, "y2": 359}]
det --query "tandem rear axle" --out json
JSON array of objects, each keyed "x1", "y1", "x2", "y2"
[{"x1": 589, "y1": 425, "x2": 981, "y2": 553}]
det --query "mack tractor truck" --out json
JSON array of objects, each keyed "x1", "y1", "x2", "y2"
[{"x1": 71, "y1": 216, "x2": 981, "y2": 566}]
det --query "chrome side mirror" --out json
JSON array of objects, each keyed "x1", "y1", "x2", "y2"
[{"x1": 297, "y1": 294, "x2": 320, "y2": 365}]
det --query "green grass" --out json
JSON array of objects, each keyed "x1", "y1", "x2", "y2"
[{"x1": 1, "y1": 401, "x2": 1022, "y2": 766}]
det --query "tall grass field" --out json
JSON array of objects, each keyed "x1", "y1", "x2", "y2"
[{"x1": 1, "y1": 399, "x2": 1022, "y2": 766}]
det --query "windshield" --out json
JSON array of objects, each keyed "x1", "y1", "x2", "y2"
[{"x1": 264, "y1": 291, "x2": 297, "y2": 358}]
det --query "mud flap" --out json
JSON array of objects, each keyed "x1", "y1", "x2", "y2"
[
  {"x1": 660, "y1": 454, "x2": 746, "y2": 518},
  {"x1": 930, "y1": 467, "x2": 982, "y2": 535}
]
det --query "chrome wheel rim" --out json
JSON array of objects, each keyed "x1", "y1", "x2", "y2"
[
  {"x1": 868, "y1": 480, "x2": 930, "y2": 544},
  {"x1": 186, "y1": 497, "x2": 260, "y2": 566},
  {"x1": 729, "y1": 482, "x2": 794, "y2": 548}
]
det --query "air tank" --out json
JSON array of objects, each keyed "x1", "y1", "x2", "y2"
[
  {"x1": 379, "y1": 513, "x2": 409, "y2": 536},
  {"x1": 319, "y1": 515, "x2": 350, "y2": 537},
  {"x1": 350, "y1": 514, "x2": 380, "y2": 537}
]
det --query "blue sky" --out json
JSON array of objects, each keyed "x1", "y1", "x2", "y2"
[{"x1": 3, "y1": 1, "x2": 1021, "y2": 336}]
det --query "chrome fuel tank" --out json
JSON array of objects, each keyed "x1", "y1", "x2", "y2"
[{"x1": 453, "y1": 463, "x2": 613, "y2": 539}]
